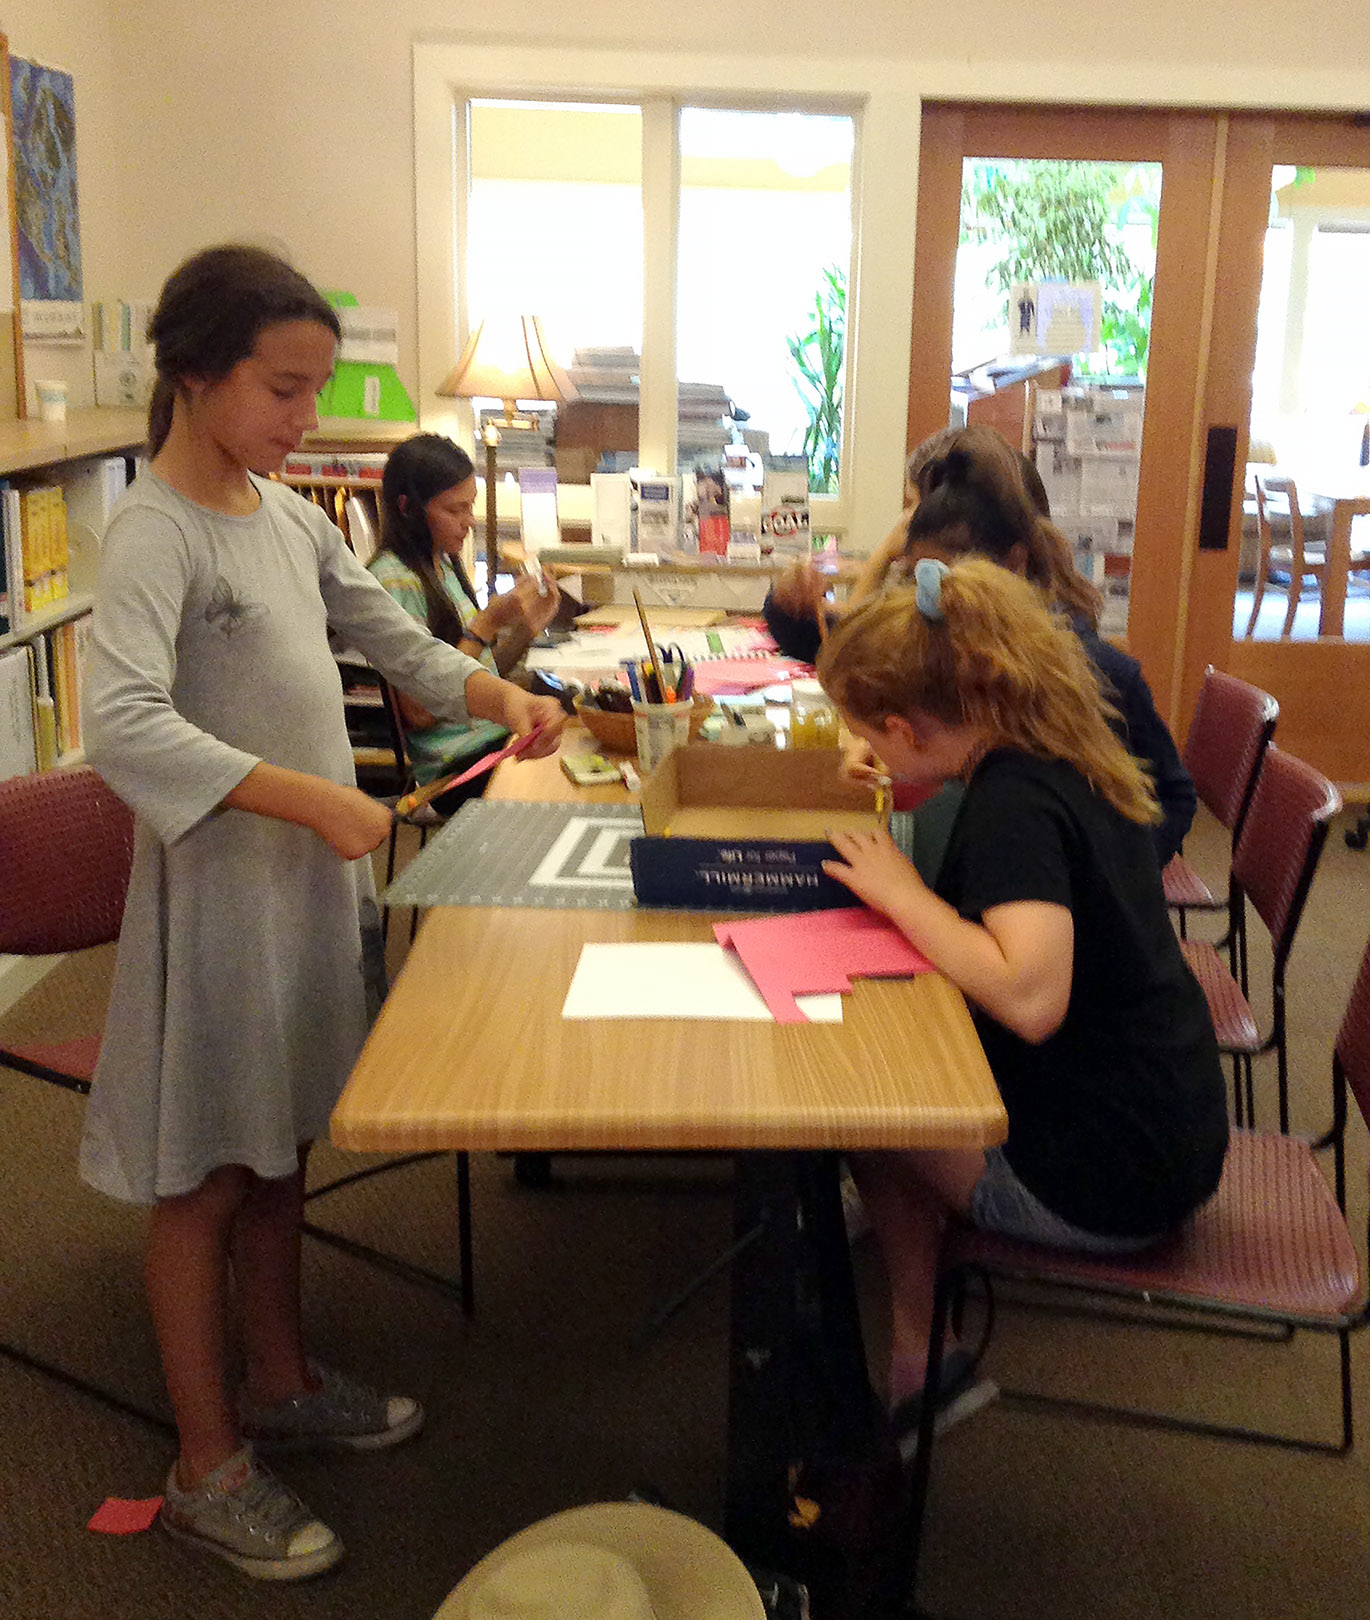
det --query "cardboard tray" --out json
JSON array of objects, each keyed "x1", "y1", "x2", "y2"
[{"x1": 629, "y1": 744, "x2": 881, "y2": 911}]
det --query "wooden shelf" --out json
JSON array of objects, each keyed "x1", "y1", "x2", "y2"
[
  {"x1": 0, "y1": 592, "x2": 95, "y2": 653},
  {"x1": 0, "y1": 408, "x2": 145, "y2": 477}
]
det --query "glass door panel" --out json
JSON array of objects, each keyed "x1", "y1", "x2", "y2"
[
  {"x1": 1199, "y1": 115, "x2": 1370, "y2": 787},
  {"x1": 951, "y1": 158, "x2": 1161, "y2": 637},
  {"x1": 909, "y1": 105, "x2": 1223, "y2": 723}
]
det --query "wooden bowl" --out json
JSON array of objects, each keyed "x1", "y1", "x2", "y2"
[{"x1": 574, "y1": 693, "x2": 713, "y2": 754}]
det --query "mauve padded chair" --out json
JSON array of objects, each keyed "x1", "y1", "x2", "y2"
[
  {"x1": 894, "y1": 929, "x2": 1370, "y2": 1616},
  {"x1": 1162, "y1": 666, "x2": 1277, "y2": 948},
  {"x1": 1179, "y1": 745, "x2": 1341, "y2": 1132}
]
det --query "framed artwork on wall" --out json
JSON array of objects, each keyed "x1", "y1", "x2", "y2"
[{"x1": 0, "y1": 35, "x2": 23, "y2": 418}]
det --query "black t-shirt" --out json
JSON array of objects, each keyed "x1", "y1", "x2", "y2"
[{"x1": 934, "y1": 749, "x2": 1228, "y2": 1237}]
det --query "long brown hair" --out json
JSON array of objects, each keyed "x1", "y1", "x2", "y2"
[
  {"x1": 818, "y1": 557, "x2": 1158, "y2": 825},
  {"x1": 145, "y1": 245, "x2": 341, "y2": 456},
  {"x1": 906, "y1": 424, "x2": 1104, "y2": 628},
  {"x1": 377, "y1": 434, "x2": 479, "y2": 648}
]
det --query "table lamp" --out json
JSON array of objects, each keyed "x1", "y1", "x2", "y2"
[{"x1": 436, "y1": 315, "x2": 578, "y2": 597}]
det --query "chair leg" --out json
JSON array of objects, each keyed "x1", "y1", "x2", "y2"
[
  {"x1": 302, "y1": 1150, "x2": 474, "y2": 1315},
  {"x1": 456, "y1": 1151, "x2": 474, "y2": 1316},
  {"x1": 886, "y1": 1267, "x2": 959, "y2": 1616},
  {"x1": 1243, "y1": 572, "x2": 1266, "y2": 638},
  {"x1": 0, "y1": 1341, "x2": 173, "y2": 1435}
]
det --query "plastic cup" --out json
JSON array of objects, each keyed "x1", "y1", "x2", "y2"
[
  {"x1": 35, "y1": 379, "x2": 68, "y2": 423},
  {"x1": 632, "y1": 696, "x2": 693, "y2": 775}
]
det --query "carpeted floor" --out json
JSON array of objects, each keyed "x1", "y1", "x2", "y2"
[{"x1": 2, "y1": 807, "x2": 1369, "y2": 1620}]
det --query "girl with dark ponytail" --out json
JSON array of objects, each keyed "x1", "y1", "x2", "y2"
[
  {"x1": 370, "y1": 433, "x2": 559, "y2": 790},
  {"x1": 81, "y1": 244, "x2": 565, "y2": 1580}
]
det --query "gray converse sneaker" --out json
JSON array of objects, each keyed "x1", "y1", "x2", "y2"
[
  {"x1": 239, "y1": 1362, "x2": 423, "y2": 1451},
  {"x1": 159, "y1": 1447, "x2": 342, "y2": 1581}
]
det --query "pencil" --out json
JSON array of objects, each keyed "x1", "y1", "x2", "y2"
[{"x1": 633, "y1": 587, "x2": 670, "y2": 704}]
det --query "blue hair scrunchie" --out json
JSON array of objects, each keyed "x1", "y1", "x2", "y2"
[{"x1": 913, "y1": 557, "x2": 948, "y2": 622}]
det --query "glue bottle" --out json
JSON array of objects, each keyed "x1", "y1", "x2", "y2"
[{"x1": 789, "y1": 679, "x2": 839, "y2": 749}]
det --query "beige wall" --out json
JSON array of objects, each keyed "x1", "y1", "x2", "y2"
[{"x1": 10, "y1": 0, "x2": 1370, "y2": 406}]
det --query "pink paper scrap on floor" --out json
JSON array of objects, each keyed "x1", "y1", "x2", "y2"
[
  {"x1": 88, "y1": 1495, "x2": 164, "y2": 1534},
  {"x1": 715, "y1": 905, "x2": 932, "y2": 1022}
]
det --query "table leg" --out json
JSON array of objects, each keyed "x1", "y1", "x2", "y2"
[
  {"x1": 725, "y1": 1151, "x2": 908, "y2": 1617},
  {"x1": 1319, "y1": 500, "x2": 1352, "y2": 636}
]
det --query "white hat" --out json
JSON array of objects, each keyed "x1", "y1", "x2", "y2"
[{"x1": 432, "y1": 1502, "x2": 766, "y2": 1620}]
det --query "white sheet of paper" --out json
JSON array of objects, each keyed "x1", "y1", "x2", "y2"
[{"x1": 561, "y1": 942, "x2": 842, "y2": 1023}]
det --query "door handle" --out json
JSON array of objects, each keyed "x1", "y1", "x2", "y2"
[{"x1": 1198, "y1": 425, "x2": 1238, "y2": 551}]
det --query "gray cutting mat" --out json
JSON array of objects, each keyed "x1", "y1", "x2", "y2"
[{"x1": 382, "y1": 799, "x2": 645, "y2": 910}]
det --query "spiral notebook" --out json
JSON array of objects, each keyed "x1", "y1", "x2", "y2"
[{"x1": 691, "y1": 651, "x2": 811, "y2": 697}]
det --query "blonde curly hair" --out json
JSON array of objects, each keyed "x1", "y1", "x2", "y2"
[{"x1": 817, "y1": 557, "x2": 1158, "y2": 826}]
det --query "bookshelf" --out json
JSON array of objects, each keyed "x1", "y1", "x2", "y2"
[
  {"x1": 0, "y1": 407, "x2": 145, "y2": 477},
  {"x1": 0, "y1": 410, "x2": 146, "y2": 1012},
  {"x1": 0, "y1": 409, "x2": 145, "y2": 772}
]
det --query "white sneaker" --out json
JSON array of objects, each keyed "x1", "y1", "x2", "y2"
[{"x1": 160, "y1": 1447, "x2": 342, "y2": 1581}]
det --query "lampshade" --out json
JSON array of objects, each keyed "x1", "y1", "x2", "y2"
[{"x1": 436, "y1": 315, "x2": 578, "y2": 405}]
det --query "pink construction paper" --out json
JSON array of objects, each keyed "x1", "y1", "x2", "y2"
[
  {"x1": 437, "y1": 725, "x2": 546, "y2": 791},
  {"x1": 88, "y1": 1495, "x2": 163, "y2": 1534},
  {"x1": 692, "y1": 657, "x2": 811, "y2": 697},
  {"x1": 715, "y1": 906, "x2": 932, "y2": 1022}
]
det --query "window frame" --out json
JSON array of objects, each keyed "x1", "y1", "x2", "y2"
[{"x1": 414, "y1": 41, "x2": 921, "y2": 546}]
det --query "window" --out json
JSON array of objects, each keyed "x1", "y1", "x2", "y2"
[{"x1": 415, "y1": 42, "x2": 920, "y2": 547}]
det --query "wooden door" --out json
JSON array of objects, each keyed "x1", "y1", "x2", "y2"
[
  {"x1": 1186, "y1": 113, "x2": 1370, "y2": 790},
  {"x1": 908, "y1": 103, "x2": 1224, "y2": 726},
  {"x1": 909, "y1": 103, "x2": 1370, "y2": 792}
]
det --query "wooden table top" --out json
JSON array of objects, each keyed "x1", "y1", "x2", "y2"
[{"x1": 332, "y1": 729, "x2": 1006, "y2": 1157}]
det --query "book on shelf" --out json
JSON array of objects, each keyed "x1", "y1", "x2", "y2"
[
  {"x1": 0, "y1": 645, "x2": 37, "y2": 782},
  {"x1": 63, "y1": 455, "x2": 130, "y2": 543},
  {"x1": 281, "y1": 451, "x2": 388, "y2": 482},
  {"x1": 15, "y1": 485, "x2": 71, "y2": 615}
]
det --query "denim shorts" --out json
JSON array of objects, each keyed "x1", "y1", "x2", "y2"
[{"x1": 969, "y1": 1147, "x2": 1163, "y2": 1256}]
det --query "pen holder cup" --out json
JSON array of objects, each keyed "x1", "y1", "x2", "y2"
[
  {"x1": 576, "y1": 693, "x2": 711, "y2": 755},
  {"x1": 632, "y1": 696, "x2": 696, "y2": 776}
]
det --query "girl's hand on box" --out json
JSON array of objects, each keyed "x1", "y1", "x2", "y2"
[{"x1": 822, "y1": 825, "x2": 924, "y2": 915}]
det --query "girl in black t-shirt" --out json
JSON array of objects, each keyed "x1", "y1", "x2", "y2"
[{"x1": 815, "y1": 553, "x2": 1227, "y2": 1440}]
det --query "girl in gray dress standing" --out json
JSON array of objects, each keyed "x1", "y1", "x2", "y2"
[{"x1": 80, "y1": 245, "x2": 565, "y2": 1580}]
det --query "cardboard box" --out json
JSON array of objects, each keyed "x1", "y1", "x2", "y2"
[{"x1": 629, "y1": 745, "x2": 882, "y2": 910}]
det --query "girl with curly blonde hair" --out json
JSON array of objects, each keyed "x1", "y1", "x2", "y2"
[{"x1": 816, "y1": 557, "x2": 1227, "y2": 1446}]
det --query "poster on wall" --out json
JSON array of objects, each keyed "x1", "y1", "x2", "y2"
[
  {"x1": 1008, "y1": 280, "x2": 1101, "y2": 359},
  {"x1": 9, "y1": 57, "x2": 84, "y2": 344}
]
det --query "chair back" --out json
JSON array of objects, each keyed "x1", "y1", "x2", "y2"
[
  {"x1": 1335, "y1": 932, "x2": 1370, "y2": 1111},
  {"x1": 0, "y1": 766, "x2": 134, "y2": 955},
  {"x1": 1183, "y1": 666, "x2": 1278, "y2": 835},
  {"x1": 1231, "y1": 745, "x2": 1341, "y2": 972}
]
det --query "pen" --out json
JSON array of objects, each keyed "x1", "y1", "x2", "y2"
[{"x1": 521, "y1": 554, "x2": 551, "y2": 596}]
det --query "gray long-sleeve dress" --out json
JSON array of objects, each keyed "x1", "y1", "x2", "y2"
[{"x1": 79, "y1": 473, "x2": 487, "y2": 1205}]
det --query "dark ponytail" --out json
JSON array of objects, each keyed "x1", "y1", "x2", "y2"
[
  {"x1": 377, "y1": 434, "x2": 479, "y2": 647},
  {"x1": 145, "y1": 244, "x2": 341, "y2": 456},
  {"x1": 905, "y1": 424, "x2": 1103, "y2": 629}
]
